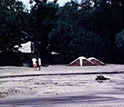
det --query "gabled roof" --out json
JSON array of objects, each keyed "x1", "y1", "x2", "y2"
[
  {"x1": 87, "y1": 57, "x2": 104, "y2": 65},
  {"x1": 69, "y1": 56, "x2": 87, "y2": 65},
  {"x1": 14, "y1": 41, "x2": 31, "y2": 53}
]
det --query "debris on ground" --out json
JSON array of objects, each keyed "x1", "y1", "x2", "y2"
[{"x1": 95, "y1": 75, "x2": 110, "y2": 81}]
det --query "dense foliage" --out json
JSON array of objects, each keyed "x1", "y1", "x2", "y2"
[
  {"x1": 0, "y1": 0, "x2": 29, "y2": 52},
  {"x1": 0, "y1": 0, "x2": 124, "y2": 64},
  {"x1": 49, "y1": 0, "x2": 124, "y2": 63}
]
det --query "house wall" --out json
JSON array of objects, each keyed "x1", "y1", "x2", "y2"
[
  {"x1": 0, "y1": 52, "x2": 32, "y2": 66},
  {"x1": 0, "y1": 52, "x2": 20, "y2": 66}
]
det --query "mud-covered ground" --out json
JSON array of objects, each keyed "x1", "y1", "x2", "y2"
[{"x1": 0, "y1": 64, "x2": 124, "y2": 107}]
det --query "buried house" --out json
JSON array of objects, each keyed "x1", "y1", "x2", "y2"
[
  {"x1": 69, "y1": 56, "x2": 105, "y2": 66},
  {"x1": 69, "y1": 56, "x2": 94, "y2": 66},
  {"x1": 87, "y1": 57, "x2": 105, "y2": 66}
]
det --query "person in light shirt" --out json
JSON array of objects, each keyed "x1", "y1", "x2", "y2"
[
  {"x1": 32, "y1": 58, "x2": 37, "y2": 70},
  {"x1": 32, "y1": 57, "x2": 42, "y2": 70}
]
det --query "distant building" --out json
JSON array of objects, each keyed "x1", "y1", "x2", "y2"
[
  {"x1": 17, "y1": 41, "x2": 32, "y2": 53},
  {"x1": 14, "y1": 41, "x2": 33, "y2": 66}
]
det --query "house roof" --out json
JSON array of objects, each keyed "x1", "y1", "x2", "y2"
[{"x1": 15, "y1": 41, "x2": 32, "y2": 53}]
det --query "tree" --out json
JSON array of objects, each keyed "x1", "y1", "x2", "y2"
[
  {"x1": 49, "y1": 0, "x2": 124, "y2": 63},
  {"x1": 115, "y1": 29, "x2": 124, "y2": 55},
  {"x1": 29, "y1": 0, "x2": 59, "y2": 64},
  {"x1": 0, "y1": 0, "x2": 29, "y2": 52}
]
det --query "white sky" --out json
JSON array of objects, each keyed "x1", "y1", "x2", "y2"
[{"x1": 21, "y1": 0, "x2": 81, "y2": 8}]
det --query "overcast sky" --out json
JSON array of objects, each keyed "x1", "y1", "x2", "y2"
[{"x1": 21, "y1": 0, "x2": 81, "y2": 8}]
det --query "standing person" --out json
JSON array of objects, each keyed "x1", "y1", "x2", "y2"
[
  {"x1": 36, "y1": 50, "x2": 41, "y2": 70},
  {"x1": 32, "y1": 58, "x2": 37, "y2": 70},
  {"x1": 38, "y1": 58, "x2": 41, "y2": 70},
  {"x1": 31, "y1": 41, "x2": 42, "y2": 70}
]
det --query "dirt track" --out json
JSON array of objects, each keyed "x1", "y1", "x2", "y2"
[{"x1": 0, "y1": 65, "x2": 124, "y2": 107}]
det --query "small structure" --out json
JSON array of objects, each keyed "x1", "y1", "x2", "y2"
[
  {"x1": 87, "y1": 57, "x2": 105, "y2": 66},
  {"x1": 14, "y1": 41, "x2": 32, "y2": 66},
  {"x1": 69, "y1": 56, "x2": 94, "y2": 66},
  {"x1": 51, "y1": 51, "x2": 59, "y2": 55},
  {"x1": 18, "y1": 41, "x2": 32, "y2": 53}
]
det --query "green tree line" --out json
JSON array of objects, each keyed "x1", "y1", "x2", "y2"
[{"x1": 0, "y1": 0, "x2": 124, "y2": 64}]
